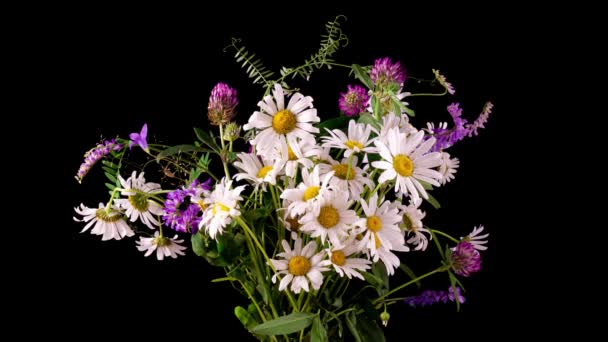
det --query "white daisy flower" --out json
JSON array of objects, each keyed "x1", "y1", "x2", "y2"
[
  {"x1": 281, "y1": 165, "x2": 333, "y2": 218},
  {"x1": 322, "y1": 120, "x2": 377, "y2": 158},
  {"x1": 299, "y1": 190, "x2": 358, "y2": 248},
  {"x1": 462, "y1": 225, "x2": 489, "y2": 251},
  {"x1": 115, "y1": 171, "x2": 164, "y2": 229},
  {"x1": 275, "y1": 139, "x2": 316, "y2": 178},
  {"x1": 199, "y1": 178, "x2": 246, "y2": 239},
  {"x1": 357, "y1": 193, "x2": 407, "y2": 257},
  {"x1": 372, "y1": 127, "x2": 443, "y2": 200},
  {"x1": 233, "y1": 152, "x2": 282, "y2": 191},
  {"x1": 374, "y1": 246, "x2": 402, "y2": 276},
  {"x1": 324, "y1": 238, "x2": 371, "y2": 280},
  {"x1": 318, "y1": 156, "x2": 373, "y2": 200},
  {"x1": 438, "y1": 152, "x2": 459, "y2": 185},
  {"x1": 136, "y1": 231, "x2": 187, "y2": 260},
  {"x1": 74, "y1": 203, "x2": 134, "y2": 241},
  {"x1": 269, "y1": 238, "x2": 329, "y2": 294},
  {"x1": 243, "y1": 84, "x2": 320, "y2": 155},
  {"x1": 399, "y1": 199, "x2": 431, "y2": 251},
  {"x1": 378, "y1": 113, "x2": 417, "y2": 141}
]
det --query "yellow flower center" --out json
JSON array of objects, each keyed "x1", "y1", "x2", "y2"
[
  {"x1": 367, "y1": 215, "x2": 383, "y2": 232},
  {"x1": 127, "y1": 192, "x2": 149, "y2": 212},
  {"x1": 374, "y1": 233, "x2": 382, "y2": 248},
  {"x1": 198, "y1": 200, "x2": 207, "y2": 211},
  {"x1": 303, "y1": 186, "x2": 320, "y2": 201},
  {"x1": 330, "y1": 250, "x2": 346, "y2": 266},
  {"x1": 318, "y1": 205, "x2": 340, "y2": 228},
  {"x1": 212, "y1": 203, "x2": 230, "y2": 215},
  {"x1": 257, "y1": 166, "x2": 273, "y2": 178},
  {"x1": 272, "y1": 109, "x2": 297, "y2": 134},
  {"x1": 287, "y1": 146, "x2": 297, "y2": 161},
  {"x1": 95, "y1": 209, "x2": 122, "y2": 222},
  {"x1": 402, "y1": 214, "x2": 414, "y2": 231},
  {"x1": 153, "y1": 236, "x2": 170, "y2": 247},
  {"x1": 286, "y1": 216, "x2": 301, "y2": 232},
  {"x1": 332, "y1": 164, "x2": 356, "y2": 180},
  {"x1": 288, "y1": 255, "x2": 311, "y2": 276},
  {"x1": 393, "y1": 154, "x2": 414, "y2": 177},
  {"x1": 345, "y1": 140, "x2": 363, "y2": 150}
]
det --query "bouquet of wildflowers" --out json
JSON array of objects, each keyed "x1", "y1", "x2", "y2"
[{"x1": 73, "y1": 17, "x2": 493, "y2": 341}]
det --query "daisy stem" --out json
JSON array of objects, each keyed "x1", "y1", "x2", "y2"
[
  {"x1": 300, "y1": 291, "x2": 313, "y2": 313},
  {"x1": 373, "y1": 266, "x2": 447, "y2": 304},
  {"x1": 407, "y1": 90, "x2": 447, "y2": 97},
  {"x1": 429, "y1": 229, "x2": 460, "y2": 243},
  {"x1": 237, "y1": 279, "x2": 268, "y2": 323},
  {"x1": 218, "y1": 123, "x2": 231, "y2": 179}
]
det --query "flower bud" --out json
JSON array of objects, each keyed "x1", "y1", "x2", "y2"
[{"x1": 208, "y1": 82, "x2": 238, "y2": 125}]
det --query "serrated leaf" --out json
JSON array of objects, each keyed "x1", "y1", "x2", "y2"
[
  {"x1": 311, "y1": 316, "x2": 328, "y2": 342},
  {"x1": 250, "y1": 312, "x2": 315, "y2": 336}
]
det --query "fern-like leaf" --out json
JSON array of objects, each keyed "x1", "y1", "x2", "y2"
[{"x1": 226, "y1": 38, "x2": 275, "y2": 87}]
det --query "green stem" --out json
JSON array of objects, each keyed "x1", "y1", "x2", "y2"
[
  {"x1": 373, "y1": 267, "x2": 447, "y2": 304},
  {"x1": 237, "y1": 279, "x2": 268, "y2": 322},
  {"x1": 407, "y1": 90, "x2": 447, "y2": 97},
  {"x1": 430, "y1": 229, "x2": 460, "y2": 243}
]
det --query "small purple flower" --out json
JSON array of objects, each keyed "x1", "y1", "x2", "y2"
[
  {"x1": 75, "y1": 139, "x2": 122, "y2": 183},
  {"x1": 404, "y1": 287, "x2": 465, "y2": 308},
  {"x1": 466, "y1": 102, "x2": 494, "y2": 137},
  {"x1": 427, "y1": 102, "x2": 493, "y2": 151},
  {"x1": 339, "y1": 84, "x2": 369, "y2": 117},
  {"x1": 129, "y1": 123, "x2": 149, "y2": 152},
  {"x1": 370, "y1": 57, "x2": 406, "y2": 87},
  {"x1": 449, "y1": 241, "x2": 482, "y2": 277},
  {"x1": 208, "y1": 82, "x2": 239, "y2": 125},
  {"x1": 162, "y1": 180, "x2": 211, "y2": 233}
]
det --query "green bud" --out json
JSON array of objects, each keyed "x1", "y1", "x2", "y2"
[
  {"x1": 223, "y1": 122, "x2": 241, "y2": 142},
  {"x1": 380, "y1": 311, "x2": 390, "y2": 327}
]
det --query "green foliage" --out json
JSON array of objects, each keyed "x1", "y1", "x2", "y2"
[
  {"x1": 194, "y1": 127, "x2": 221, "y2": 153},
  {"x1": 191, "y1": 230, "x2": 244, "y2": 266},
  {"x1": 235, "y1": 306, "x2": 259, "y2": 330},
  {"x1": 228, "y1": 38, "x2": 275, "y2": 88},
  {"x1": 101, "y1": 157, "x2": 122, "y2": 195},
  {"x1": 310, "y1": 316, "x2": 328, "y2": 342},
  {"x1": 156, "y1": 144, "x2": 211, "y2": 162},
  {"x1": 351, "y1": 64, "x2": 373, "y2": 89},
  {"x1": 250, "y1": 312, "x2": 315, "y2": 336}
]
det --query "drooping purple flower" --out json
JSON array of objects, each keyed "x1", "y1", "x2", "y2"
[
  {"x1": 427, "y1": 102, "x2": 493, "y2": 151},
  {"x1": 162, "y1": 180, "x2": 211, "y2": 233},
  {"x1": 449, "y1": 241, "x2": 482, "y2": 277},
  {"x1": 129, "y1": 123, "x2": 149, "y2": 152},
  {"x1": 466, "y1": 102, "x2": 494, "y2": 137},
  {"x1": 370, "y1": 57, "x2": 406, "y2": 87},
  {"x1": 404, "y1": 287, "x2": 465, "y2": 308},
  {"x1": 75, "y1": 139, "x2": 122, "y2": 183},
  {"x1": 339, "y1": 84, "x2": 370, "y2": 117},
  {"x1": 208, "y1": 82, "x2": 239, "y2": 125}
]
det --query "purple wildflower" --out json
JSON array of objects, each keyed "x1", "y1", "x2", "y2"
[
  {"x1": 370, "y1": 57, "x2": 406, "y2": 87},
  {"x1": 404, "y1": 287, "x2": 465, "y2": 308},
  {"x1": 427, "y1": 102, "x2": 493, "y2": 151},
  {"x1": 466, "y1": 102, "x2": 494, "y2": 137},
  {"x1": 75, "y1": 139, "x2": 122, "y2": 183},
  {"x1": 339, "y1": 84, "x2": 370, "y2": 116},
  {"x1": 208, "y1": 82, "x2": 239, "y2": 125},
  {"x1": 449, "y1": 241, "x2": 482, "y2": 277},
  {"x1": 129, "y1": 123, "x2": 149, "y2": 152},
  {"x1": 162, "y1": 180, "x2": 211, "y2": 233}
]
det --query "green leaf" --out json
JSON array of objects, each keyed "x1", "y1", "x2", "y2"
[
  {"x1": 356, "y1": 316, "x2": 386, "y2": 342},
  {"x1": 191, "y1": 232, "x2": 207, "y2": 257},
  {"x1": 311, "y1": 316, "x2": 328, "y2": 342},
  {"x1": 316, "y1": 116, "x2": 350, "y2": 132},
  {"x1": 425, "y1": 193, "x2": 441, "y2": 209},
  {"x1": 417, "y1": 180, "x2": 433, "y2": 191},
  {"x1": 448, "y1": 272, "x2": 462, "y2": 312},
  {"x1": 104, "y1": 172, "x2": 117, "y2": 184},
  {"x1": 372, "y1": 96, "x2": 382, "y2": 118},
  {"x1": 156, "y1": 144, "x2": 210, "y2": 161},
  {"x1": 345, "y1": 311, "x2": 362, "y2": 342},
  {"x1": 402, "y1": 105, "x2": 415, "y2": 117},
  {"x1": 352, "y1": 64, "x2": 373, "y2": 89},
  {"x1": 105, "y1": 182, "x2": 116, "y2": 191},
  {"x1": 235, "y1": 306, "x2": 258, "y2": 330},
  {"x1": 194, "y1": 127, "x2": 220, "y2": 152},
  {"x1": 372, "y1": 262, "x2": 389, "y2": 295},
  {"x1": 250, "y1": 312, "x2": 315, "y2": 336},
  {"x1": 357, "y1": 112, "x2": 380, "y2": 130},
  {"x1": 399, "y1": 263, "x2": 421, "y2": 289},
  {"x1": 101, "y1": 160, "x2": 118, "y2": 169}
]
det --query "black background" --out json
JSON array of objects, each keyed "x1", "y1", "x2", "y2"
[{"x1": 50, "y1": 5, "x2": 532, "y2": 340}]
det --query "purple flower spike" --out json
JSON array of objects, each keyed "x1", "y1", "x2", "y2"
[
  {"x1": 370, "y1": 57, "x2": 406, "y2": 87},
  {"x1": 449, "y1": 241, "x2": 482, "y2": 277},
  {"x1": 404, "y1": 287, "x2": 465, "y2": 308},
  {"x1": 75, "y1": 139, "x2": 122, "y2": 183},
  {"x1": 129, "y1": 123, "x2": 149, "y2": 152},
  {"x1": 339, "y1": 84, "x2": 369, "y2": 117}
]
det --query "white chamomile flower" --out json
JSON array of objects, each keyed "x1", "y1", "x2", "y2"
[
  {"x1": 299, "y1": 190, "x2": 358, "y2": 248},
  {"x1": 357, "y1": 193, "x2": 407, "y2": 257},
  {"x1": 322, "y1": 120, "x2": 376, "y2": 158},
  {"x1": 74, "y1": 203, "x2": 134, "y2": 241},
  {"x1": 269, "y1": 238, "x2": 329, "y2": 294},
  {"x1": 136, "y1": 231, "x2": 187, "y2": 260},
  {"x1": 199, "y1": 178, "x2": 246, "y2": 239},
  {"x1": 276, "y1": 139, "x2": 316, "y2": 178},
  {"x1": 372, "y1": 127, "x2": 442, "y2": 200},
  {"x1": 324, "y1": 238, "x2": 371, "y2": 280},
  {"x1": 281, "y1": 165, "x2": 333, "y2": 218},
  {"x1": 233, "y1": 152, "x2": 282, "y2": 191},
  {"x1": 462, "y1": 225, "x2": 489, "y2": 251},
  {"x1": 399, "y1": 199, "x2": 431, "y2": 251},
  {"x1": 438, "y1": 152, "x2": 459, "y2": 185},
  {"x1": 115, "y1": 171, "x2": 164, "y2": 229},
  {"x1": 318, "y1": 156, "x2": 373, "y2": 200},
  {"x1": 378, "y1": 113, "x2": 417, "y2": 141},
  {"x1": 374, "y1": 246, "x2": 402, "y2": 276},
  {"x1": 243, "y1": 83, "x2": 319, "y2": 155}
]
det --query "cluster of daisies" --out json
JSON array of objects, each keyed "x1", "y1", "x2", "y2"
[{"x1": 74, "y1": 56, "x2": 492, "y2": 295}]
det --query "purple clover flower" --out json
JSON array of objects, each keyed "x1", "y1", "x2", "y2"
[
  {"x1": 339, "y1": 84, "x2": 369, "y2": 117},
  {"x1": 208, "y1": 82, "x2": 238, "y2": 125},
  {"x1": 75, "y1": 139, "x2": 122, "y2": 183},
  {"x1": 404, "y1": 287, "x2": 465, "y2": 308},
  {"x1": 370, "y1": 57, "x2": 406, "y2": 87},
  {"x1": 449, "y1": 241, "x2": 482, "y2": 277},
  {"x1": 162, "y1": 180, "x2": 211, "y2": 233},
  {"x1": 129, "y1": 123, "x2": 149, "y2": 152}
]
